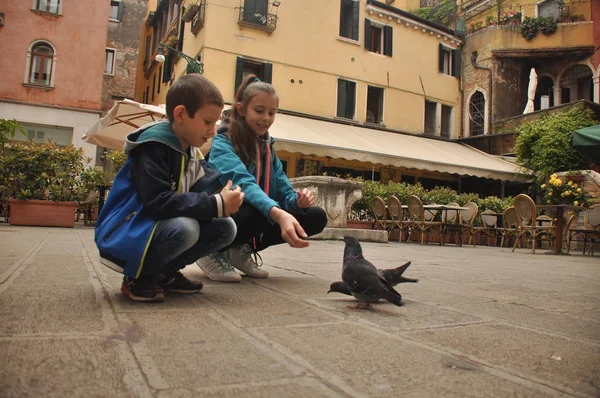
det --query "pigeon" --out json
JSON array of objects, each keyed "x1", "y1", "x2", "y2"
[
  {"x1": 339, "y1": 235, "x2": 404, "y2": 309},
  {"x1": 328, "y1": 261, "x2": 418, "y2": 297}
]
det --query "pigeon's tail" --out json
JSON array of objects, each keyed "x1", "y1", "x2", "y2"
[
  {"x1": 380, "y1": 285, "x2": 403, "y2": 307},
  {"x1": 328, "y1": 281, "x2": 352, "y2": 296},
  {"x1": 381, "y1": 261, "x2": 419, "y2": 285}
]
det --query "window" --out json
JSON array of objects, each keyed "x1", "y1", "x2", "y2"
[
  {"x1": 158, "y1": 66, "x2": 162, "y2": 94},
  {"x1": 242, "y1": 0, "x2": 268, "y2": 25},
  {"x1": 441, "y1": 105, "x2": 453, "y2": 138},
  {"x1": 438, "y1": 44, "x2": 461, "y2": 77},
  {"x1": 337, "y1": 79, "x2": 356, "y2": 119},
  {"x1": 104, "y1": 49, "x2": 116, "y2": 75},
  {"x1": 152, "y1": 74, "x2": 156, "y2": 102},
  {"x1": 424, "y1": 101, "x2": 437, "y2": 135},
  {"x1": 469, "y1": 91, "x2": 485, "y2": 136},
  {"x1": 109, "y1": 0, "x2": 124, "y2": 21},
  {"x1": 364, "y1": 20, "x2": 392, "y2": 56},
  {"x1": 339, "y1": 0, "x2": 359, "y2": 41},
  {"x1": 33, "y1": 0, "x2": 60, "y2": 14},
  {"x1": 12, "y1": 123, "x2": 73, "y2": 147},
  {"x1": 234, "y1": 57, "x2": 273, "y2": 95},
  {"x1": 424, "y1": 101, "x2": 453, "y2": 137},
  {"x1": 366, "y1": 86, "x2": 384, "y2": 124},
  {"x1": 28, "y1": 42, "x2": 54, "y2": 86},
  {"x1": 538, "y1": 0, "x2": 561, "y2": 19}
]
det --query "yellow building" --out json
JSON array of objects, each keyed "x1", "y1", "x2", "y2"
[
  {"x1": 457, "y1": 0, "x2": 597, "y2": 136},
  {"x1": 136, "y1": 0, "x2": 526, "y2": 194}
]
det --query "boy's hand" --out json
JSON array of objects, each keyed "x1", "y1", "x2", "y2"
[
  {"x1": 297, "y1": 188, "x2": 315, "y2": 208},
  {"x1": 220, "y1": 180, "x2": 244, "y2": 216}
]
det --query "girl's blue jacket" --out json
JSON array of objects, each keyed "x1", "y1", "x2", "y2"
[{"x1": 208, "y1": 129, "x2": 299, "y2": 222}]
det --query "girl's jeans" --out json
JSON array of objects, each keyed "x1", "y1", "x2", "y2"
[{"x1": 140, "y1": 217, "x2": 236, "y2": 278}]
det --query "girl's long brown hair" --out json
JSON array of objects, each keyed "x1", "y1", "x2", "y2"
[{"x1": 229, "y1": 74, "x2": 278, "y2": 165}]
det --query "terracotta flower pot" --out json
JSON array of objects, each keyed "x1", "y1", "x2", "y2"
[{"x1": 8, "y1": 199, "x2": 78, "y2": 228}]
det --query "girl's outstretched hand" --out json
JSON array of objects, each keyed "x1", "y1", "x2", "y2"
[
  {"x1": 297, "y1": 188, "x2": 315, "y2": 208},
  {"x1": 270, "y1": 207, "x2": 309, "y2": 248}
]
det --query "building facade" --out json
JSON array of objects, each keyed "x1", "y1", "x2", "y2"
[
  {"x1": 458, "y1": 0, "x2": 597, "y2": 138},
  {"x1": 135, "y1": 0, "x2": 524, "y2": 190},
  {"x1": 0, "y1": 0, "x2": 111, "y2": 164}
]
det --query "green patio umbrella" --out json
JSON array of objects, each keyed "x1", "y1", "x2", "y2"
[{"x1": 572, "y1": 124, "x2": 600, "y2": 163}]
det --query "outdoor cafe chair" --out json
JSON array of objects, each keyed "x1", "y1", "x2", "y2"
[
  {"x1": 512, "y1": 194, "x2": 556, "y2": 254},
  {"x1": 500, "y1": 207, "x2": 520, "y2": 248},
  {"x1": 77, "y1": 190, "x2": 99, "y2": 226},
  {"x1": 458, "y1": 202, "x2": 479, "y2": 247},
  {"x1": 472, "y1": 209, "x2": 498, "y2": 246},
  {"x1": 406, "y1": 195, "x2": 442, "y2": 245},
  {"x1": 386, "y1": 195, "x2": 408, "y2": 242},
  {"x1": 567, "y1": 203, "x2": 600, "y2": 256},
  {"x1": 371, "y1": 196, "x2": 388, "y2": 232},
  {"x1": 440, "y1": 202, "x2": 462, "y2": 246}
]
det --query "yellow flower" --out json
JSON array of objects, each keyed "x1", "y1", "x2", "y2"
[
  {"x1": 567, "y1": 180, "x2": 573, "y2": 187},
  {"x1": 565, "y1": 191, "x2": 571, "y2": 196},
  {"x1": 574, "y1": 201, "x2": 579, "y2": 206},
  {"x1": 577, "y1": 188, "x2": 582, "y2": 193},
  {"x1": 551, "y1": 173, "x2": 557, "y2": 178},
  {"x1": 555, "y1": 179, "x2": 563, "y2": 186},
  {"x1": 548, "y1": 192, "x2": 552, "y2": 196},
  {"x1": 541, "y1": 184, "x2": 546, "y2": 189},
  {"x1": 547, "y1": 199, "x2": 551, "y2": 204},
  {"x1": 573, "y1": 183, "x2": 578, "y2": 188}
]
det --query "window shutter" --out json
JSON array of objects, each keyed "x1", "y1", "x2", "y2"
[
  {"x1": 177, "y1": 17, "x2": 185, "y2": 52},
  {"x1": 351, "y1": 1, "x2": 359, "y2": 41},
  {"x1": 383, "y1": 26, "x2": 393, "y2": 56},
  {"x1": 234, "y1": 57, "x2": 245, "y2": 96},
  {"x1": 337, "y1": 80, "x2": 347, "y2": 118},
  {"x1": 364, "y1": 19, "x2": 372, "y2": 51},
  {"x1": 263, "y1": 62, "x2": 272, "y2": 84},
  {"x1": 162, "y1": 53, "x2": 170, "y2": 83},
  {"x1": 117, "y1": 1, "x2": 124, "y2": 21},
  {"x1": 438, "y1": 44, "x2": 444, "y2": 73},
  {"x1": 347, "y1": 82, "x2": 355, "y2": 119},
  {"x1": 452, "y1": 49, "x2": 461, "y2": 78}
]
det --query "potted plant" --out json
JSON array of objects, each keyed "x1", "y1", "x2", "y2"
[
  {"x1": 2, "y1": 140, "x2": 89, "y2": 227},
  {"x1": 540, "y1": 173, "x2": 589, "y2": 206}
]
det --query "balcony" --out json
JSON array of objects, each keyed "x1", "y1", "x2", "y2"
[
  {"x1": 184, "y1": 0, "x2": 206, "y2": 36},
  {"x1": 238, "y1": 7, "x2": 278, "y2": 33},
  {"x1": 465, "y1": 22, "x2": 594, "y2": 56}
]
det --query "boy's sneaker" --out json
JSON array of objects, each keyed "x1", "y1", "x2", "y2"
[
  {"x1": 121, "y1": 276, "x2": 165, "y2": 302},
  {"x1": 197, "y1": 252, "x2": 241, "y2": 282},
  {"x1": 230, "y1": 244, "x2": 269, "y2": 278},
  {"x1": 158, "y1": 271, "x2": 203, "y2": 294}
]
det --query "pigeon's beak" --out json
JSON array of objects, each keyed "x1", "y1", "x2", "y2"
[{"x1": 327, "y1": 289, "x2": 332, "y2": 294}]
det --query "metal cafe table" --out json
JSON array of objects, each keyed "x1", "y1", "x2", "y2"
[{"x1": 537, "y1": 204, "x2": 585, "y2": 255}]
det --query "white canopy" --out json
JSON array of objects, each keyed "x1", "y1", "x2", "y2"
[{"x1": 82, "y1": 99, "x2": 166, "y2": 150}]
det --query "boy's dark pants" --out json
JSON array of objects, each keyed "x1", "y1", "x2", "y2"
[{"x1": 229, "y1": 203, "x2": 328, "y2": 251}]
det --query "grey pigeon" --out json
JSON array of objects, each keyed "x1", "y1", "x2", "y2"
[
  {"x1": 340, "y1": 236, "x2": 403, "y2": 309},
  {"x1": 328, "y1": 261, "x2": 418, "y2": 297}
]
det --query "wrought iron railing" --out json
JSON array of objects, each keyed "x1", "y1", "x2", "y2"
[
  {"x1": 238, "y1": 6, "x2": 278, "y2": 32},
  {"x1": 460, "y1": 0, "x2": 491, "y2": 12}
]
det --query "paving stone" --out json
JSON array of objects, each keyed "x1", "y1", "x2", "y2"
[
  {"x1": 259, "y1": 323, "x2": 551, "y2": 397},
  {"x1": 125, "y1": 312, "x2": 295, "y2": 389},
  {"x1": 408, "y1": 323, "x2": 600, "y2": 396},
  {"x1": 0, "y1": 339, "x2": 132, "y2": 397}
]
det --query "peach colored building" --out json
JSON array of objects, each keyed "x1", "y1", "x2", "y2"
[{"x1": 0, "y1": 0, "x2": 110, "y2": 163}]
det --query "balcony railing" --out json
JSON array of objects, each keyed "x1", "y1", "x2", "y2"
[
  {"x1": 460, "y1": 0, "x2": 491, "y2": 12},
  {"x1": 238, "y1": 7, "x2": 277, "y2": 33},
  {"x1": 187, "y1": 0, "x2": 206, "y2": 35}
]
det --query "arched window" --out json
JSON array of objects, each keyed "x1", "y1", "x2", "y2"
[
  {"x1": 560, "y1": 64, "x2": 593, "y2": 104},
  {"x1": 29, "y1": 42, "x2": 54, "y2": 86},
  {"x1": 469, "y1": 90, "x2": 485, "y2": 136}
]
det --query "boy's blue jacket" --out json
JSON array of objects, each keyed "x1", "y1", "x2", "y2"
[
  {"x1": 95, "y1": 121, "x2": 224, "y2": 278},
  {"x1": 208, "y1": 128, "x2": 299, "y2": 221}
]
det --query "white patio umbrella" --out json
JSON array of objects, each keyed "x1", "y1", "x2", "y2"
[
  {"x1": 82, "y1": 99, "x2": 167, "y2": 150},
  {"x1": 523, "y1": 68, "x2": 538, "y2": 114}
]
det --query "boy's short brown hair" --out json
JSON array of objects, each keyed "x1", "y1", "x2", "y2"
[{"x1": 165, "y1": 73, "x2": 224, "y2": 122}]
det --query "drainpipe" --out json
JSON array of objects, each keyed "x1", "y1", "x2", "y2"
[{"x1": 471, "y1": 50, "x2": 493, "y2": 136}]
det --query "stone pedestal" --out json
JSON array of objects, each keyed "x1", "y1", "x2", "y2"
[{"x1": 289, "y1": 176, "x2": 363, "y2": 228}]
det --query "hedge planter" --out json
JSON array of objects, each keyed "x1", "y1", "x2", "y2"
[{"x1": 8, "y1": 199, "x2": 78, "y2": 228}]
